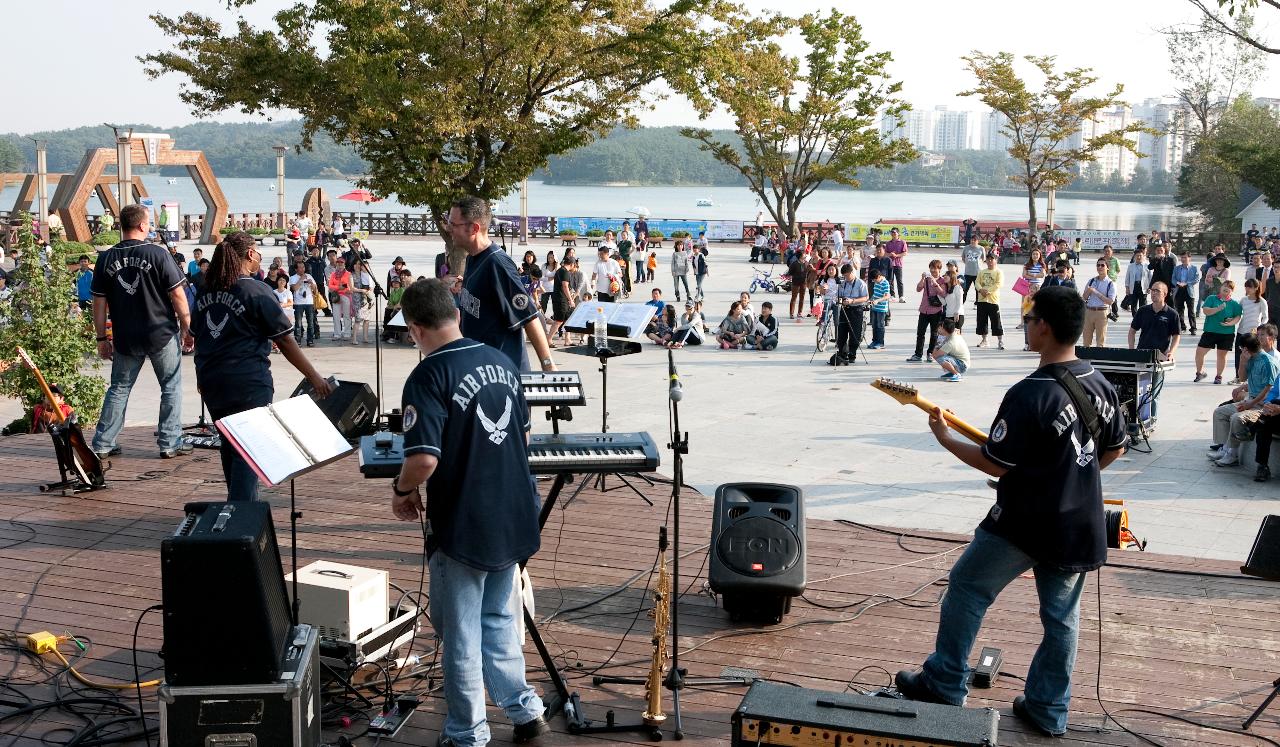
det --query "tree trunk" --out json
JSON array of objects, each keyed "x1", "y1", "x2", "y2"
[
  {"x1": 431, "y1": 205, "x2": 466, "y2": 279},
  {"x1": 1026, "y1": 188, "x2": 1038, "y2": 241}
]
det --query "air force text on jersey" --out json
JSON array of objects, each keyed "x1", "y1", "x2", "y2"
[{"x1": 450, "y1": 363, "x2": 522, "y2": 411}]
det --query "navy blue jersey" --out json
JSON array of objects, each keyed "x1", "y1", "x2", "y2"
[
  {"x1": 1131, "y1": 304, "x2": 1180, "y2": 354},
  {"x1": 979, "y1": 360, "x2": 1128, "y2": 572},
  {"x1": 458, "y1": 245, "x2": 537, "y2": 370},
  {"x1": 90, "y1": 240, "x2": 186, "y2": 356},
  {"x1": 401, "y1": 338, "x2": 540, "y2": 571},
  {"x1": 192, "y1": 276, "x2": 293, "y2": 405}
]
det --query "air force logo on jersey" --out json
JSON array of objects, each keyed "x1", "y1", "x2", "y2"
[
  {"x1": 117, "y1": 272, "x2": 142, "y2": 296},
  {"x1": 477, "y1": 397, "x2": 514, "y2": 445},
  {"x1": 991, "y1": 419, "x2": 1008, "y2": 442},
  {"x1": 512, "y1": 293, "x2": 529, "y2": 310},
  {"x1": 402, "y1": 405, "x2": 418, "y2": 432},
  {"x1": 206, "y1": 312, "x2": 228, "y2": 339},
  {"x1": 1070, "y1": 431, "x2": 1096, "y2": 467}
]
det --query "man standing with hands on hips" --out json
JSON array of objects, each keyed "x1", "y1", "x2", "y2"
[
  {"x1": 391, "y1": 279, "x2": 549, "y2": 747},
  {"x1": 91, "y1": 203, "x2": 194, "y2": 460},
  {"x1": 448, "y1": 197, "x2": 556, "y2": 372},
  {"x1": 895, "y1": 286, "x2": 1127, "y2": 738}
]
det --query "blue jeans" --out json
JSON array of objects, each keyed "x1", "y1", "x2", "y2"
[
  {"x1": 871, "y1": 310, "x2": 886, "y2": 345},
  {"x1": 207, "y1": 396, "x2": 270, "y2": 501},
  {"x1": 921, "y1": 527, "x2": 1085, "y2": 735},
  {"x1": 92, "y1": 336, "x2": 183, "y2": 453},
  {"x1": 294, "y1": 304, "x2": 317, "y2": 343},
  {"x1": 429, "y1": 553, "x2": 544, "y2": 746},
  {"x1": 672, "y1": 274, "x2": 691, "y2": 300}
]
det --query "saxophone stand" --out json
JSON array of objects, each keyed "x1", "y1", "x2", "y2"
[{"x1": 590, "y1": 351, "x2": 752, "y2": 740}]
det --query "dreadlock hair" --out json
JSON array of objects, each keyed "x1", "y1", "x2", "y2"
[{"x1": 206, "y1": 232, "x2": 255, "y2": 293}]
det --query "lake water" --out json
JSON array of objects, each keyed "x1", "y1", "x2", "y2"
[{"x1": 1, "y1": 176, "x2": 1195, "y2": 230}]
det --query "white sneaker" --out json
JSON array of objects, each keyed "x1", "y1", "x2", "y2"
[{"x1": 1215, "y1": 450, "x2": 1240, "y2": 467}]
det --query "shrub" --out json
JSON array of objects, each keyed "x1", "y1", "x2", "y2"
[
  {"x1": 269, "y1": 227, "x2": 286, "y2": 235},
  {"x1": 219, "y1": 226, "x2": 238, "y2": 235},
  {"x1": 247, "y1": 227, "x2": 270, "y2": 236},
  {"x1": 585, "y1": 229, "x2": 604, "y2": 237},
  {"x1": 557, "y1": 228, "x2": 578, "y2": 236},
  {"x1": 670, "y1": 230, "x2": 691, "y2": 238},
  {"x1": 55, "y1": 240, "x2": 95, "y2": 258},
  {"x1": 648, "y1": 230, "x2": 665, "y2": 239},
  {"x1": 0, "y1": 213, "x2": 105, "y2": 423},
  {"x1": 90, "y1": 230, "x2": 120, "y2": 246}
]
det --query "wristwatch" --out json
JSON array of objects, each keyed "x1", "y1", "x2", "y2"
[
  {"x1": 392, "y1": 478, "x2": 418, "y2": 497},
  {"x1": 541, "y1": 357, "x2": 554, "y2": 368}
]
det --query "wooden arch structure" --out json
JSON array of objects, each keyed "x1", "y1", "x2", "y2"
[
  {"x1": 52, "y1": 137, "x2": 227, "y2": 244},
  {"x1": 28, "y1": 174, "x2": 150, "y2": 216}
]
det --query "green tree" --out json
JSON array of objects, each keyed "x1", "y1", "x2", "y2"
[
  {"x1": 681, "y1": 10, "x2": 916, "y2": 235},
  {"x1": 960, "y1": 53, "x2": 1154, "y2": 236},
  {"x1": 0, "y1": 214, "x2": 104, "y2": 428},
  {"x1": 0, "y1": 138, "x2": 22, "y2": 172},
  {"x1": 142, "y1": 0, "x2": 731, "y2": 272},
  {"x1": 1176, "y1": 98, "x2": 1278, "y2": 228}
]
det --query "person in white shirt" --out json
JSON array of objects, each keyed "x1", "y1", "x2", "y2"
[
  {"x1": 931, "y1": 318, "x2": 971, "y2": 382},
  {"x1": 289, "y1": 258, "x2": 319, "y2": 346},
  {"x1": 331, "y1": 216, "x2": 346, "y2": 245},
  {"x1": 590, "y1": 245, "x2": 623, "y2": 302},
  {"x1": 295, "y1": 211, "x2": 312, "y2": 242},
  {"x1": 831, "y1": 228, "x2": 844, "y2": 257}
]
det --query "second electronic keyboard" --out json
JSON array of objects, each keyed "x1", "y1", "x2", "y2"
[
  {"x1": 520, "y1": 371, "x2": 586, "y2": 407},
  {"x1": 359, "y1": 430, "x2": 659, "y2": 478}
]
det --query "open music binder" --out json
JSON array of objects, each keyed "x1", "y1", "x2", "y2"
[
  {"x1": 564, "y1": 302, "x2": 657, "y2": 340},
  {"x1": 216, "y1": 395, "x2": 356, "y2": 486}
]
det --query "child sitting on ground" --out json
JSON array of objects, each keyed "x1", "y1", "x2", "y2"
[
  {"x1": 751, "y1": 301, "x2": 779, "y2": 350},
  {"x1": 716, "y1": 301, "x2": 751, "y2": 349}
]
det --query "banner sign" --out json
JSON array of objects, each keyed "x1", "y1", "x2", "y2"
[
  {"x1": 495, "y1": 215, "x2": 552, "y2": 234},
  {"x1": 554, "y1": 217, "x2": 709, "y2": 237},
  {"x1": 705, "y1": 220, "x2": 744, "y2": 241},
  {"x1": 1056, "y1": 229, "x2": 1142, "y2": 252},
  {"x1": 845, "y1": 223, "x2": 960, "y2": 244}
]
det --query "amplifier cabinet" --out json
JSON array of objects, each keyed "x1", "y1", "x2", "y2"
[
  {"x1": 732, "y1": 681, "x2": 998, "y2": 747},
  {"x1": 159, "y1": 625, "x2": 320, "y2": 747}
]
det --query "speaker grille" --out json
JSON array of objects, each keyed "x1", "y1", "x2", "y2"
[
  {"x1": 770, "y1": 508, "x2": 791, "y2": 521},
  {"x1": 728, "y1": 506, "x2": 749, "y2": 519}
]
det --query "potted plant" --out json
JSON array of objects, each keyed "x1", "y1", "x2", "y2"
[
  {"x1": 269, "y1": 227, "x2": 286, "y2": 235},
  {"x1": 670, "y1": 230, "x2": 690, "y2": 239},
  {"x1": 218, "y1": 226, "x2": 238, "y2": 235},
  {"x1": 557, "y1": 228, "x2": 578, "y2": 237},
  {"x1": 648, "y1": 229, "x2": 665, "y2": 240},
  {"x1": 247, "y1": 227, "x2": 270, "y2": 236},
  {"x1": 585, "y1": 229, "x2": 605, "y2": 238},
  {"x1": 90, "y1": 230, "x2": 121, "y2": 246}
]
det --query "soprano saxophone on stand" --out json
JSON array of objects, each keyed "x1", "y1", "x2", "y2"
[{"x1": 643, "y1": 527, "x2": 670, "y2": 728}]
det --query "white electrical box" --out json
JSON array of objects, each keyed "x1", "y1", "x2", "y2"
[{"x1": 286, "y1": 561, "x2": 388, "y2": 642}]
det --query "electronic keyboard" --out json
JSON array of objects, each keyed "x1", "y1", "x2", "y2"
[
  {"x1": 358, "y1": 430, "x2": 659, "y2": 478},
  {"x1": 521, "y1": 371, "x2": 586, "y2": 407}
]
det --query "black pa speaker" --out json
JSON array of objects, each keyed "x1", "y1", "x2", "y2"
[
  {"x1": 161, "y1": 502, "x2": 293, "y2": 686},
  {"x1": 292, "y1": 377, "x2": 377, "y2": 440},
  {"x1": 1242, "y1": 515, "x2": 1280, "y2": 580},
  {"x1": 709, "y1": 482, "x2": 805, "y2": 623}
]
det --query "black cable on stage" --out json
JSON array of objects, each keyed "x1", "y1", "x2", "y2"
[{"x1": 134, "y1": 604, "x2": 163, "y2": 747}]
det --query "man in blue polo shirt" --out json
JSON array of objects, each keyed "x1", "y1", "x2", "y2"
[
  {"x1": 895, "y1": 287, "x2": 1127, "y2": 738},
  {"x1": 1252, "y1": 361, "x2": 1280, "y2": 482},
  {"x1": 449, "y1": 197, "x2": 556, "y2": 373},
  {"x1": 391, "y1": 278, "x2": 548, "y2": 747}
]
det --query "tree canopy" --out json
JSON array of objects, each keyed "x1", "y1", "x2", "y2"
[
  {"x1": 681, "y1": 10, "x2": 916, "y2": 235},
  {"x1": 143, "y1": 0, "x2": 736, "y2": 269},
  {"x1": 1161, "y1": 10, "x2": 1263, "y2": 141},
  {"x1": 960, "y1": 52, "x2": 1153, "y2": 234},
  {"x1": 1188, "y1": 0, "x2": 1280, "y2": 54}
]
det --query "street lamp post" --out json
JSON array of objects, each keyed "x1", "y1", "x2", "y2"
[
  {"x1": 31, "y1": 139, "x2": 49, "y2": 234},
  {"x1": 273, "y1": 146, "x2": 288, "y2": 229},
  {"x1": 105, "y1": 124, "x2": 134, "y2": 209},
  {"x1": 519, "y1": 179, "x2": 529, "y2": 245}
]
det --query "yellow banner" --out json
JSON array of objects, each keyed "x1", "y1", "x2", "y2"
[{"x1": 845, "y1": 223, "x2": 959, "y2": 244}]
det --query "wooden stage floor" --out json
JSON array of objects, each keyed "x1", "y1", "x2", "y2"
[{"x1": 0, "y1": 426, "x2": 1277, "y2": 746}]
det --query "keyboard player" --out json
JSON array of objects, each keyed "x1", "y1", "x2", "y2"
[{"x1": 389, "y1": 278, "x2": 551, "y2": 747}]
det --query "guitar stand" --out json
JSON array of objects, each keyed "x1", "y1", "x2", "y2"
[
  {"x1": 41, "y1": 424, "x2": 106, "y2": 495},
  {"x1": 1243, "y1": 675, "x2": 1280, "y2": 731}
]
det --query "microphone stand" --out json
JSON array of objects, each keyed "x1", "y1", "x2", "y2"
[{"x1": 367, "y1": 271, "x2": 388, "y2": 424}]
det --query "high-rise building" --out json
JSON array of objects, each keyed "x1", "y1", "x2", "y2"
[
  {"x1": 933, "y1": 107, "x2": 972, "y2": 151},
  {"x1": 979, "y1": 110, "x2": 1012, "y2": 153},
  {"x1": 1076, "y1": 105, "x2": 1141, "y2": 182},
  {"x1": 1132, "y1": 98, "x2": 1185, "y2": 176},
  {"x1": 879, "y1": 109, "x2": 934, "y2": 151}
]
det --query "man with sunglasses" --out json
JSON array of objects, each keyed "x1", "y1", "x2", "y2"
[
  {"x1": 90, "y1": 203, "x2": 194, "y2": 460},
  {"x1": 896, "y1": 286, "x2": 1127, "y2": 739},
  {"x1": 447, "y1": 197, "x2": 555, "y2": 372}
]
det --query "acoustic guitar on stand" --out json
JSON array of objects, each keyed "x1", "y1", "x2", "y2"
[
  {"x1": 15, "y1": 347, "x2": 107, "y2": 494},
  {"x1": 870, "y1": 377, "x2": 989, "y2": 445}
]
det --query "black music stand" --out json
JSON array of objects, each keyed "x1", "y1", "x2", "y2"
[
  {"x1": 560, "y1": 339, "x2": 654, "y2": 506},
  {"x1": 1243, "y1": 675, "x2": 1280, "y2": 731}
]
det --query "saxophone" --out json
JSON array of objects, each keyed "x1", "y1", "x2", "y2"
[{"x1": 643, "y1": 527, "x2": 670, "y2": 728}]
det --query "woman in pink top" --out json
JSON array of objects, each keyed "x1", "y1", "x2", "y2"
[{"x1": 907, "y1": 258, "x2": 948, "y2": 362}]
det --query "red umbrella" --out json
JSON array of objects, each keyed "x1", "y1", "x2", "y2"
[{"x1": 337, "y1": 188, "x2": 382, "y2": 203}]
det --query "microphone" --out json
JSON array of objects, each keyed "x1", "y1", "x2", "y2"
[{"x1": 668, "y1": 349, "x2": 683, "y2": 402}]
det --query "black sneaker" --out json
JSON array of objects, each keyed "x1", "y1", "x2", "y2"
[
  {"x1": 161, "y1": 443, "x2": 194, "y2": 459},
  {"x1": 893, "y1": 670, "x2": 948, "y2": 705},
  {"x1": 513, "y1": 714, "x2": 550, "y2": 744},
  {"x1": 905, "y1": 354, "x2": 923, "y2": 363},
  {"x1": 1011, "y1": 695, "x2": 1063, "y2": 738},
  {"x1": 1256, "y1": 466, "x2": 1272, "y2": 483},
  {"x1": 94, "y1": 446, "x2": 123, "y2": 460}
]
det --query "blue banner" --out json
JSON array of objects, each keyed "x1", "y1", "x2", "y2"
[{"x1": 555, "y1": 217, "x2": 710, "y2": 237}]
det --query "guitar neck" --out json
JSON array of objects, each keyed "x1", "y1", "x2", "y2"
[
  {"x1": 17, "y1": 352, "x2": 68, "y2": 425},
  {"x1": 909, "y1": 395, "x2": 988, "y2": 445}
]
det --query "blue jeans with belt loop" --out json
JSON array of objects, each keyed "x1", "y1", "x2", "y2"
[
  {"x1": 429, "y1": 552, "x2": 545, "y2": 746},
  {"x1": 920, "y1": 527, "x2": 1086, "y2": 736}
]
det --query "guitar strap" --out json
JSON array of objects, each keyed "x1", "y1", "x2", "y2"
[{"x1": 1045, "y1": 363, "x2": 1103, "y2": 446}]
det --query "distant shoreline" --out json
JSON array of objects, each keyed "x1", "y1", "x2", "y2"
[{"x1": 539, "y1": 181, "x2": 1174, "y2": 203}]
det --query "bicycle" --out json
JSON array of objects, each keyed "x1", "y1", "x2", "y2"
[{"x1": 747, "y1": 265, "x2": 786, "y2": 294}]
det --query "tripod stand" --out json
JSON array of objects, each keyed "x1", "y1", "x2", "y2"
[
  {"x1": 1243, "y1": 675, "x2": 1280, "y2": 731},
  {"x1": 182, "y1": 396, "x2": 222, "y2": 448},
  {"x1": 588, "y1": 350, "x2": 751, "y2": 739}
]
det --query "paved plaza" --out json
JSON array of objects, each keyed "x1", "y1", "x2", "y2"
[{"x1": 15, "y1": 235, "x2": 1275, "y2": 562}]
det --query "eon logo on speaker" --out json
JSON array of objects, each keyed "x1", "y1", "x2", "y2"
[{"x1": 728, "y1": 536, "x2": 790, "y2": 555}]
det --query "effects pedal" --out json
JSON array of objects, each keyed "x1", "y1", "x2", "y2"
[
  {"x1": 368, "y1": 697, "x2": 420, "y2": 738},
  {"x1": 971, "y1": 646, "x2": 1002, "y2": 688}
]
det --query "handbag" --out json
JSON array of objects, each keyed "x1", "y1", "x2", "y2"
[
  {"x1": 1012, "y1": 275, "x2": 1032, "y2": 296},
  {"x1": 314, "y1": 289, "x2": 328, "y2": 310}
]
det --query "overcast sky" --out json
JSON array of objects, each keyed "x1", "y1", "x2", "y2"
[{"x1": 5, "y1": 0, "x2": 1278, "y2": 135}]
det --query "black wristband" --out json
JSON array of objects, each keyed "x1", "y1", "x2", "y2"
[{"x1": 392, "y1": 478, "x2": 418, "y2": 497}]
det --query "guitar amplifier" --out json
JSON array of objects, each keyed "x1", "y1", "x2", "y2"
[
  {"x1": 161, "y1": 502, "x2": 293, "y2": 687},
  {"x1": 159, "y1": 625, "x2": 320, "y2": 747},
  {"x1": 732, "y1": 681, "x2": 998, "y2": 747}
]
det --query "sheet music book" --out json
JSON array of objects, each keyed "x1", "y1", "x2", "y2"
[
  {"x1": 564, "y1": 302, "x2": 658, "y2": 339},
  {"x1": 216, "y1": 395, "x2": 356, "y2": 486}
]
